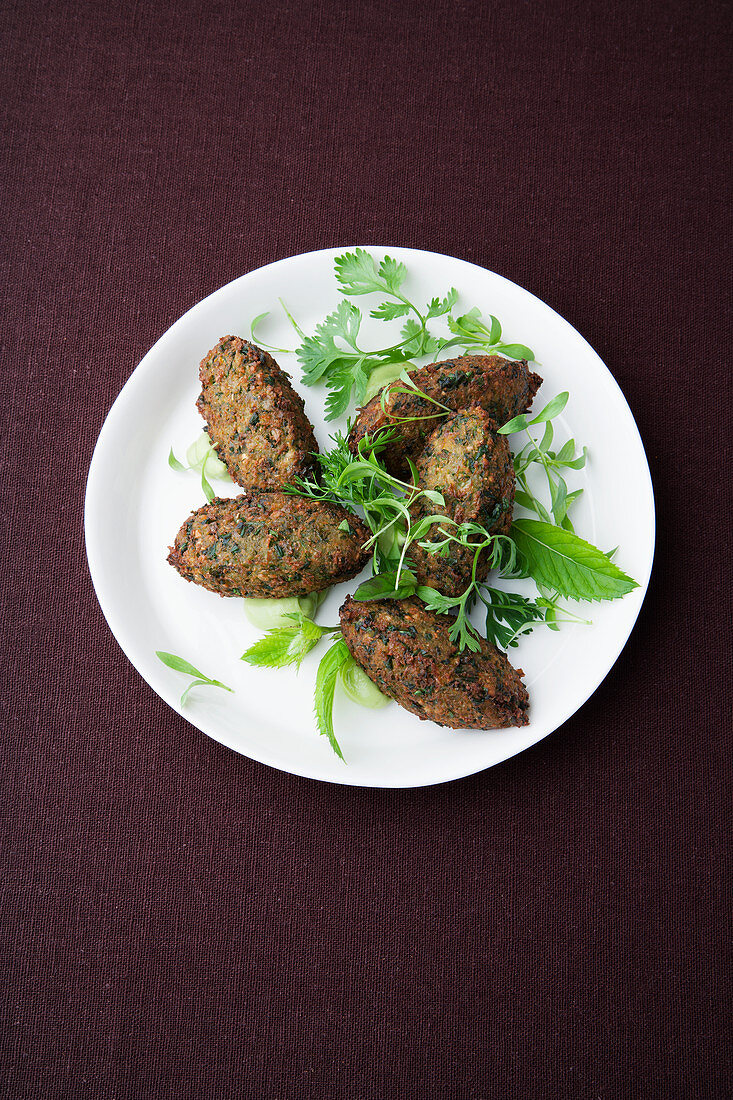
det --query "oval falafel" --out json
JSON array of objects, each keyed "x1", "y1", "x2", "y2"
[
  {"x1": 197, "y1": 336, "x2": 318, "y2": 490},
  {"x1": 348, "y1": 354, "x2": 541, "y2": 477},
  {"x1": 407, "y1": 408, "x2": 515, "y2": 596},
  {"x1": 168, "y1": 493, "x2": 369, "y2": 598},
  {"x1": 339, "y1": 595, "x2": 529, "y2": 729}
]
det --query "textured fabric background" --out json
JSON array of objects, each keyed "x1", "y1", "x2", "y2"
[{"x1": 1, "y1": 1, "x2": 730, "y2": 1097}]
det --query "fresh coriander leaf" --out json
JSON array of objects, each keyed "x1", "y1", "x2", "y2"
[
  {"x1": 398, "y1": 318, "x2": 423, "y2": 355},
  {"x1": 378, "y1": 255, "x2": 408, "y2": 293},
  {"x1": 314, "y1": 639, "x2": 349, "y2": 760},
  {"x1": 324, "y1": 365, "x2": 360, "y2": 420},
  {"x1": 168, "y1": 449, "x2": 186, "y2": 472},
  {"x1": 425, "y1": 288, "x2": 458, "y2": 319},
  {"x1": 511, "y1": 519, "x2": 639, "y2": 601},
  {"x1": 334, "y1": 249, "x2": 382, "y2": 295},
  {"x1": 370, "y1": 301, "x2": 411, "y2": 321},
  {"x1": 319, "y1": 299, "x2": 362, "y2": 345}
]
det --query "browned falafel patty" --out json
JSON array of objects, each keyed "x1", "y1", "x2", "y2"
[
  {"x1": 168, "y1": 494, "x2": 370, "y2": 598},
  {"x1": 408, "y1": 408, "x2": 515, "y2": 596},
  {"x1": 348, "y1": 354, "x2": 542, "y2": 477},
  {"x1": 339, "y1": 596, "x2": 529, "y2": 729},
  {"x1": 197, "y1": 336, "x2": 318, "y2": 489}
]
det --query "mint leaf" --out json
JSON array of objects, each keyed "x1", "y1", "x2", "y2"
[
  {"x1": 511, "y1": 519, "x2": 639, "y2": 601},
  {"x1": 314, "y1": 639, "x2": 349, "y2": 760},
  {"x1": 241, "y1": 618, "x2": 325, "y2": 670}
]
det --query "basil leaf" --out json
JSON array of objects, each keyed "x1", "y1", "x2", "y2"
[
  {"x1": 511, "y1": 519, "x2": 639, "y2": 601},
  {"x1": 168, "y1": 449, "x2": 186, "y2": 472}
]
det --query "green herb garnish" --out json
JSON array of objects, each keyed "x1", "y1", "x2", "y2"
[
  {"x1": 241, "y1": 613, "x2": 336, "y2": 670},
  {"x1": 314, "y1": 638, "x2": 350, "y2": 761},
  {"x1": 155, "y1": 651, "x2": 234, "y2": 705},
  {"x1": 168, "y1": 432, "x2": 232, "y2": 503},
  {"x1": 252, "y1": 248, "x2": 535, "y2": 420}
]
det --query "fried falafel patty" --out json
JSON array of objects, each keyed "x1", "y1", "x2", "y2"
[
  {"x1": 197, "y1": 336, "x2": 318, "y2": 490},
  {"x1": 349, "y1": 354, "x2": 541, "y2": 477},
  {"x1": 168, "y1": 494, "x2": 369, "y2": 598},
  {"x1": 339, "y1": 596, "x2": 529, "y2": 729},
  {"x1": 408, "y1": 408, "x2": 515, "y2": 596}
]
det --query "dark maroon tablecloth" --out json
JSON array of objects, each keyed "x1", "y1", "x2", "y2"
[{"x1": 2, "y1": 1, "x2": 729, "y2": 1096}]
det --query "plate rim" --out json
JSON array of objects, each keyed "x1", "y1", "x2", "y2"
[{"x1": 84, "y1": 244, "x2": 656, "y2": 788}]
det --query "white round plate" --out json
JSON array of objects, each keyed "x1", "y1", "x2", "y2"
[{"x1": 85, "y1": 246, "x2": 655, "y2": 788}]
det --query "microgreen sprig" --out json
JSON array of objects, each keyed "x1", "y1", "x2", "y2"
[
  {"x1": 156, "y1": 651, "x2": 234, "y2": 705},
  {"x1": 499, "y1": 392, "x2": 587, "y2": 530}
]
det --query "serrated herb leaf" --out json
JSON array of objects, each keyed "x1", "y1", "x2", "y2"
[
  {"x1": 314, "y1": 639, "x2": 349, "y2": 760},
  {"x1": 378, "y1": 255, "x2": 408, "y2": 293},
  {"x1": 370, "y1": 300, "x2": 410, "y2": 321},
  {"x1": 425, "y1": 288, "x2": 458, "y2": 319},
  {"x1": 511, "y1": 519, "x2": 639, "y2": 601},
  {"x1": 241, "y1": 617, "x2": 325, "y2": 670}
]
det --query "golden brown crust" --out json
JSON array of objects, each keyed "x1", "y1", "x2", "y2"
[
  {"x1": 197, "y1": 336, "x2": 318, "y2": 490},
  {"x1": 168, "y1": 493, "x2": 369, "y2": 598},
  {"x1": 407, "y1": 408, "x2": 515, "y2": 596},
  {"x1": 339, "y1": 596, "x2": 529, "y2": 729},
  {"x1": 348, "y1": 354, "x2": 542, "y2": 477}
]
